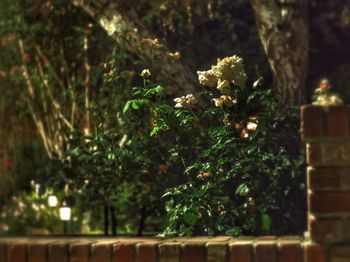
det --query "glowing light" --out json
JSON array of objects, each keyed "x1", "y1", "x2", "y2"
[
  {"x1": 48, "y1": 195, "x2": 58, "y2": 207},
  {"x1": 59, "y1": 207, "x2": 71, "y2": 221}
]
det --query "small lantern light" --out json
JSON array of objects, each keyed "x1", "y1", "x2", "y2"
[
  {"x1": 59, "y1": 204, "x2": 71, "y2": 235},
  {"x1": 48, "y1": 195, "x2": 58, "y2": 207},
  {"x1": 59, "y1": 207, "x2": 71, "y2": 221}
]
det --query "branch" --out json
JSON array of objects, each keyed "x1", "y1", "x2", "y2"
[
  {"x1": 72, "y1": 0, "x2": 198, "y2": 96},
  {"x1": 18, "y1": 39, "x2": 53, "y2": 158}
]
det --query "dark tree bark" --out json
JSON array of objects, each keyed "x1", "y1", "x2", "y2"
[
  {"x1": 110, "y1": 206, "x2": 117, "y2": 236},
  {"x1": 104, "y1": 204, "x2": 109, "y2": 236},
  {"x1": 251, "y1": 0, "x2": 309, "y2": 107},
  {"x1": 72, "y1": 0, "x2": 197, "y2": 96},
  {"x1": 137, "y1": 204, "x2": 147, "y2": 236}
]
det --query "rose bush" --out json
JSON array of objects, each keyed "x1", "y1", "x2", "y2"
[{"x1": 125, "y1": 55, "x2": 306, "y2": 236}]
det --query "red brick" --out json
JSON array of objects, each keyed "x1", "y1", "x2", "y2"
[
  {"x1": 342, "y1": 168, "x2": 350, "y2": 189},
  {"x1": 301, "y1": 105, "x2": 325, "y2": 141},
  {"x1": 91, "y1": 242, "x2": 112, "y2": 262},
  {"x1": 327, "y1": 106, "x2": 349, "y2": 139},
  {"x1": 113, "y1": 240, "x2": 137, "y2": 262},
  {"x1": 158, "y1": 242, "x2": 181, "y2": 262},
  {"x1": 330, "y1": 244, "x2": 350, "y2": 261},
  {"x1": 28, "y1": 242, "x2": 47, "y2": 262},
  {"x1": 279, "y1": 241, "x2": 303, "y2": 262},
  {"x1": 206, "y1": 242, "x2": 228, "y2": 262},
  {"x1": 345, "y1": 220, "x2": 350, "y2": 241},
  {"x1": 181, "y1": 240, "x2": 206, "y2": 262},
  {"x1": 309, "y1": 217, "x2": 345, "y2": 242},
  {"x1": 70, "y1": 242, "x2": 90, "y2": 262},
  {"x1": 307, "y1": 143, "x2": 350, "y2": 167},
  {"x1": 322, "y1": 143, "x2": 348, "y2": 166},
  {"x1": 7, "y1": 242, "x2": 26, "y2": 262},
  {"x1": 0, "y1": 242, "x2": 6, "y2": 262},
  {"x1": 307, "y1": 144, "x2": 324, "y2": 166},
  {"x1": 230, "y1": 241, "x2": 253, "y2": 262},
  {"x1": 49, "y1": 242, "x2": 68, "y2": 262},
  {"x1": 308, "y1": 167, "x2": 342, "y2": 190},
  {"x1": 136, "y1": 242, "x2": 158, "y2": 262},
  {"x1": 304, "y1": 242, "x2": 327, "y2": 262},
  {"x1": 309, "y1": 192, "x2": 350, "y2": 213},
  {"x1": 255, "y1": 239, "x2": 277, "y2": 262}
]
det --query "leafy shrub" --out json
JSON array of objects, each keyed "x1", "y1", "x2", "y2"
[
  {"x1": 0, "y1": 183, "x2": 81, "y2": 235},
  {"x1": 126, "y1": 56, "x2": 306, "y2": 236}
]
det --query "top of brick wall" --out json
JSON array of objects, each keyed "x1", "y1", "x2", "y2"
[
  {"x1": 0, "y1": 236, "x2": 309, "y2": 262},
  {"x1": 301, "y1": 105, "x2": 350, "y2": 142}
]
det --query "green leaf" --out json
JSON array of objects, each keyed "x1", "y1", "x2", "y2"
[
  {"x1": 150, "y1": 126, "x2": 159, "y2": 137},
  {"x1": 132, "y1": 101, "x2": 140, "y2": 109},
  {"x1": 262, "y1": 213, "x2": 271, "y2": 231},
  {"x1": 235, "y1": 184, "x2": 249, "y2": 196},
  {"x1": 184, "y1": 212, "x2": 197, "y2": 226},
  {"x1": 123, "y1": 101, "x2": 132, "y2": 113},
  {"x1": 108, "y1": 153, "x2": 115, "y2": 160}
]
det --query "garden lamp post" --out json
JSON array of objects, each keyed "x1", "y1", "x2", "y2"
[
  {"x1": 48, "y1": 195, "x2": 58, "y2": 207},
  {"x1": 59, "y1": 205, "x2": 71, "y2": 235}
]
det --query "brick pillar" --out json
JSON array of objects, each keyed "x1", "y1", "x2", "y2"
[{"x1": 302, "y1": 105, "x2": 350, "y2": 261}]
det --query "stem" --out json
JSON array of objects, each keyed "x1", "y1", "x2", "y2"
[
  {"x1": 63, "y1": 221, "x2": 68, "y2": 235},
  {"x1": 137, "y1": 205, "x2": 147, "y2": 236},
  {"x1": 110, "y1": 206, "x2": 117, "y2": 236},
  {"x1": 188, "y1": 108, "x2": 200, "y2": 122},
  {"x1": 104, "y1": 204, "x2": 109, "y2": 236}
]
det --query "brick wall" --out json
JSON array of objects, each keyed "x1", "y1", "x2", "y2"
[
  {"x1": 302, "y1": 105, "x2": 350, "y2": 261},
  {"x1": 1, "y1": 105, "x2": 350, "y2": 261},
  {"x1": 0, "y1": 236, "x2": 304, "y2": 262}
]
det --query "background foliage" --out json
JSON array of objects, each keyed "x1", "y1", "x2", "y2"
[{"x1": 0, "y1": 0, "x2": 349, "y2": 236}]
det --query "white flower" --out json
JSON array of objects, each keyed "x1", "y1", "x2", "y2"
[
  {"x1": 197, "y1": 69, "x2": 217, "y2": 88},
  {"x1": 174, "y1": 94, "x2": 197, "y2": 108},
  {"x1": 247, "y1": 122, "x2": 257, "y2": 131},
  {"x1": 216, "y1": 79, "x2": 230, "y2": 94},
  {"x1": 174, "y1": 103, "x2": 183, "y2": 108},
  {"x1": 329, "y1": 95, "x2": 343, "y2": 105},
  {"x1": 213, "y1": 55, "x2": 247, "y2": 89},
  {"x1": 174, "y1": 96, "x2": 186, "y2": 108},
  {"x1": 313, "y1": 94, "x2": 344, "y2": 106},
  {"x1": 247, "y1": 116, "x2": 258, "y2": 131},
  {"x1": 100, "y1": 16, "x2": 123, "y2": 36},
  {"x1": 140, "y1": 69, "x2": 151, "y2": 78},
  {"x1": 213, "y1": 97, "x2": 224, "y2": 107},
  {"x1": 185, "y1": 94, "x2": 197, "y2": 104},
  {"x1": 213, "y1": 95, "x2": 236, "y2": 107}
]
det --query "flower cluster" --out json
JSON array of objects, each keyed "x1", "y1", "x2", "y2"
[
  {"x1": 313, "y1": 79, "x2": 343, "y2": 106},
  {"x1": 234, "y1": 116, "x2": 258, "y2": 138},
  {"x1": 213, "y1": 55, "x2": 247, "y2": 89},
  {"x1": 174, "y1": 94, "x2": 197, "y2": 108},
  {"x1": 197, "y1": 69, "x2": 217, "y2": 88},
  {"x1": 197, "y1": 55, "x2": 247, "y2": 92},
  {"x1": 212, "y1": 95, "x2": 237, "y2": 107},
  {"x1": 313, "y1": 94, "x2": 343, "y2": 106},
  {"x1": 197, "y1": 55, "x2": 247, "y2": 106}
]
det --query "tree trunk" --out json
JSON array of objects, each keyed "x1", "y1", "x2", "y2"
[
  {"x1": 251, "y1": 0, "x2": 309, "y2": 107},
  {"x1": 110, "y1": 206, "x2": 117, "y2": 236},
  {"x1": 137, "y1": 204, "x2": 147, "y2": 236},
  {"x1": 71, "y1": 0, "x2": 197, "y2": 96},
  {"x1": 104, "y1": 204, "x2": 109, "y2": 236}
]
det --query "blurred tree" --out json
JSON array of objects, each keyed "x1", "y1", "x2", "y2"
[
  {"x1": 71, "y1": 0, "x2": 197, "y2": 96},
  {"x1": 71, "y1": 0, "x2": 310, "y2": 108},
  {"x1": 251, "y1": 0, "x2": 309, "y2": 107}
]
